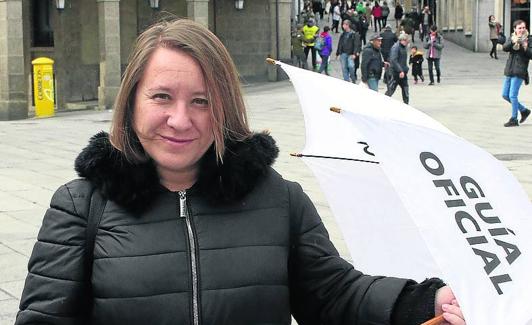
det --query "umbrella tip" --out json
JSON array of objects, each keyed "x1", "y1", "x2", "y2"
[
  {"x1": 290, "y1": 153, "x2": 303, "y2": 157},
  {"x1": 330, "y1": 107, "x2": 342, "y2": 113},
  {"x1": 266, "y1": 58, "x2": 276, "y2": 65}
]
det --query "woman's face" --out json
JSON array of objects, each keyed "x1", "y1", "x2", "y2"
[
  {"x1": 489, "y1": 15, "x2": 495, "y2": 22},
  {"x1": 515, "y1": 22, "x2": 527, "y2": 36},
  {"x1": 133, "y1": 47, "x2": 214, "y2": 181}
]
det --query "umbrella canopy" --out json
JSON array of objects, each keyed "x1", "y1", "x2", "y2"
[{"x1": 272, "y1": 60, "x2": 532, "y2": 325}]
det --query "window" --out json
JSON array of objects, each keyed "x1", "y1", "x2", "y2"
[{"x1": 31, "y1": 0, "x2": 54, "y2": 47}]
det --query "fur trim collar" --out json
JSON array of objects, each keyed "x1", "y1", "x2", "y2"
[{"x1": 75, "y1": 132, "x2": 279, "y2": 211}]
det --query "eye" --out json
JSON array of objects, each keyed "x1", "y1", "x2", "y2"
[
  {"x1": 152, "y1": 93, "x2": 171, "y2": 101},
  {"x1": 192, "y1": 98, "x2": 209, "y2": 107}
]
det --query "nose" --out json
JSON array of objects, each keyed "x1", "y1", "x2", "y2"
[{"x1": 166, "y1": 100, "x2": 193, "y2": 131}]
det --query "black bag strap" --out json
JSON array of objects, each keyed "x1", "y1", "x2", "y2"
[{"x1": 84, "y1": 188, "x2": 106, "y2": 316}]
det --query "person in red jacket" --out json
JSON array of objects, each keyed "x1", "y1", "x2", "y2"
[{"x1": 372, "y1": 2, "x2": 383, "y2": 32}]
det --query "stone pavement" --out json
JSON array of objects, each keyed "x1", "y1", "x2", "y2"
[{"x1": 1, "y1": 36, "x2": 531, "y2": 323}]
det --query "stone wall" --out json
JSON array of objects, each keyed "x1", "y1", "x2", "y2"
[{"x1": 214, "y1": 0, "x2": 273, "y2": 81}]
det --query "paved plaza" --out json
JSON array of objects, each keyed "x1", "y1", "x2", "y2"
[{"x1": 1, "y1": 37, "x2": 532, "y2": 323}]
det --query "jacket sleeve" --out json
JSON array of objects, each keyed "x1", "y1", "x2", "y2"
[
  {"x1": 336, "y1": 35, "x2": 342, "y2": 56},
  {"x1": 287, "y1": 181, "x2": 410, "y2": 325},
  {"x1": 15, "y1": 180, "x2": 93, "y2": 325},
  {"x1": 526, "y1": 37, "x2": 532, "y2": 59},
  {"x1": 503, "y1": 38, "x2": 514, "y2": 52},
  {"x1": 390, "y1": 44, "x2": 402, "y2": 73},
  {"x1": 354, "y1": 33, "x2": 362, "y2": 55},
  {"x1": 434, "y1": 37, "x2": 444, "y2": 50},
  {"x1": 423, "y1": 38, "x2": 430, "y2": 49},
  {"x1": 360, "y1": 49, "x2": 370, "y2": 82}
]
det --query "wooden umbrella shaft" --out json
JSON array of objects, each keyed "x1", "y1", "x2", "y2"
[{"x1": 420, "y1": 314, "x2": 445, "y2": 325}]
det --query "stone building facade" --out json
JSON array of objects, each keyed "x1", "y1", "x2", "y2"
[{"x1": 0, "y1": 0, "x2": 292, "y2": 120}]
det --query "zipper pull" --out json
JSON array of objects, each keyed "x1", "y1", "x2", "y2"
[{"x1": 179, "y1": 191, "x2": 187, "y2": 218}]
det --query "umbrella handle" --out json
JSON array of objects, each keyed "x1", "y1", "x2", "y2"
[{"x1": 420, "y1": 315, "x2": 444, "y2": 325}]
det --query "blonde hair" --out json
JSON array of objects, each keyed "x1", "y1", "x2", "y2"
[{"x1": 110, "y1": 18, "x2": 251, "y2": 163}]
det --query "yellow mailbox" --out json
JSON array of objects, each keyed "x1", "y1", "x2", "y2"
[{"x1": 32, "y1": 57, "x2": 55, "y2": 118}]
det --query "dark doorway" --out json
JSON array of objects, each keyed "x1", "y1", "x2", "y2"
[
  {"x1": 31, "y1": 0, "x2": 54, "y2": 47},
  {"x1": 511, "y1": 0, "x2": 530, "y2": 29}
]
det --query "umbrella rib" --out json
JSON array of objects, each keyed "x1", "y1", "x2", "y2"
[{"x1": 292, "y1": 153, "x2": 379, "y2": 164}]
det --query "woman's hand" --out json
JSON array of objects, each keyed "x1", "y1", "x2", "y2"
[{"x1": 434, "y1": 286, "x2": 466, "y2": 325}]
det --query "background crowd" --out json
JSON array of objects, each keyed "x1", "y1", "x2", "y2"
[{"x1": 292, "y1": 0, "x2": 531, "y2": 127}]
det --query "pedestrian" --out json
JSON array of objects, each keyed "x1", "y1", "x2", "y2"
[
  {"x1": 380, "y1": 24, "x2": 397, "y2": 83},
  {"x1": 394, "y1": 3, "x2": 403, "y2": 28},
  {"x1": 489, "y1": 15, "x2": 502, "y2": 59},
  {"x1": 15, "y1": 18, "x2": 466, "y2": 325},
  {"x1": 303, "y1": 18, "x2": 320, "y2": 70},
  {"x1": 300, "y1": 2, "x2": 316, "y2": 24},
  {"x1": 361, "y1": 34, "x2": 386, "y2": 91},
  {"x1": 501, "y1": 19, "x2": 532, "y2": 127},
  {"x1": 385, "y1": 32, "x2": 410, "y2": 104},
  {"x1": 423, "y1": 25, "x2": 444, "y2": 85},
  {"x1": 420, "y1": 6, "x2": 433, "y2": 42},
  {"x1": 291, "y1": 23, "x2": 308, "y2": 69},
  {"x1": 332, "y1": 1, "x2": 341, "y2": 32},
  {"x1": 356, "y1": 0, "x2": 366, "y2": 14},
  {"x1": 359, "y1": 14, "x2": 370, "y2": 45},
  {"x1": 336, "y1": 19, "x2": 362, "y2": 83},
  {"x1": 380, "y1": 24, "x2": 397, "y2": 62},
  {"x1": 381, "y1": 1, "x2": 390, "y2": 27},
  {"x1": 404, "y1": 7, "x2": 420, "y2": 42},
  {"x1": 409, "y1": 45, "x2": 425, "y2": 83},
  {"x1": 318, "y1": 25, "x2": 333, "y2": 75},
  {"x1": 371, "y1": 2, "x2": 382, "y2": 32},
  {"x1": 312, "y1": 0, "x2": 324, "y2": 24}
]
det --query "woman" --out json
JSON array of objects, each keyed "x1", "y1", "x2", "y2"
[
  {"x1": 381, "y1": 1, "x2": 390, "y2": 27},
  {"x1": 318, "y1": 25, "x2": 333, "y2": 75},
  {"x1": 15, "y1": 19, "x2": 466, "y2": 324},
  {"x1": 394, "y1": 2, "x2": 404, "y2": 28},
  {"x1": 371, "y1": 2, "x2": 382, "y2": 32},
  {"x1": 424, "y1": 25, "x2": 444, "y2": 85},
  {"x1": 502, "y1": 19, "x2": 532, "y2": 127},
  {"x1": 332, "y1": 0, "x2": 341, "y2": 33},
  {"x1": 489, "y1": 15, "x2": 502, "y2": 59}
]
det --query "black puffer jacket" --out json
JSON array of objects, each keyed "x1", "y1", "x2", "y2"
[
  {"x1": 16, "y1": 132, "x2": 440, "y2": 325},
  {"x1": 503, "y1": 35, "x2": 532, "y2": 84}
]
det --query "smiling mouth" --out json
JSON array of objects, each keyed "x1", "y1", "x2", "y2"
[{"x1": 161, "y1": 135, "x2": 194, "y2": 144}]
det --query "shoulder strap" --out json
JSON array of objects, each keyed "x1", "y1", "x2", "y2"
[{"x1": 84, "y1": 189, "x2": 107, "y2": 291}]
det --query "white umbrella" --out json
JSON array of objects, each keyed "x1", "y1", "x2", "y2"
[{"x1": 270, "y1": 59, "x2": 532, "y2": 325}]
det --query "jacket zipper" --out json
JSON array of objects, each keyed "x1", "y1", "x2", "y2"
[{"x1": 179, "y1": 191, "x2": 200, "y2": 325}]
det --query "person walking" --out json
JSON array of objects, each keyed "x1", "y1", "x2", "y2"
[
  {"x1": 332, "y1": 1, "x2": 341, "y2": 33},
  {"x1": 336, "y1": 19, "x2": 362, "y2": 83},
  {"x1": 361, "y1": 34, "x2": 386, "y2": 91},
  {"x1": 489, "y1": 15, "x2": 502, "y2": 59},
  {"x1": 409, "y1": 45, "x2": 425, "y2": 83},
  {"x1": 424, "y1": 25, "x2": 444, "y2": 85},
  {"x1": 303, "y1": 18, "x2": 320, "y2": 70},
  {"x1": 380, "y1": 24, "x2": 397, "y2": 62},
  {"x1": 501, "y1": 19, "x2": 532, "y2": 127},
  {"x1": 381, "y1": 1, "x2": 390, "y2": 27},
  {"x1": 385, "y1": 32, "x2": 410, "y2": 104},
  {"x1": 394, "y1": 3, "x2": 403, "y2": 29},
  {"x1": 291, "y1": 23, "x2": 308, "y2": 69},
  {"x1": 420, "y1": 6, "x2": 433, "y2": 42},
  {"x1": 318, "y1": 26, "x2": 333, "y2": 75},
  {"x1": 14, "y1": 18, "x2": 467, "y2": 325},
  {"x1": 372, "y1": 2, "x2": 382, "y2": 32}
]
